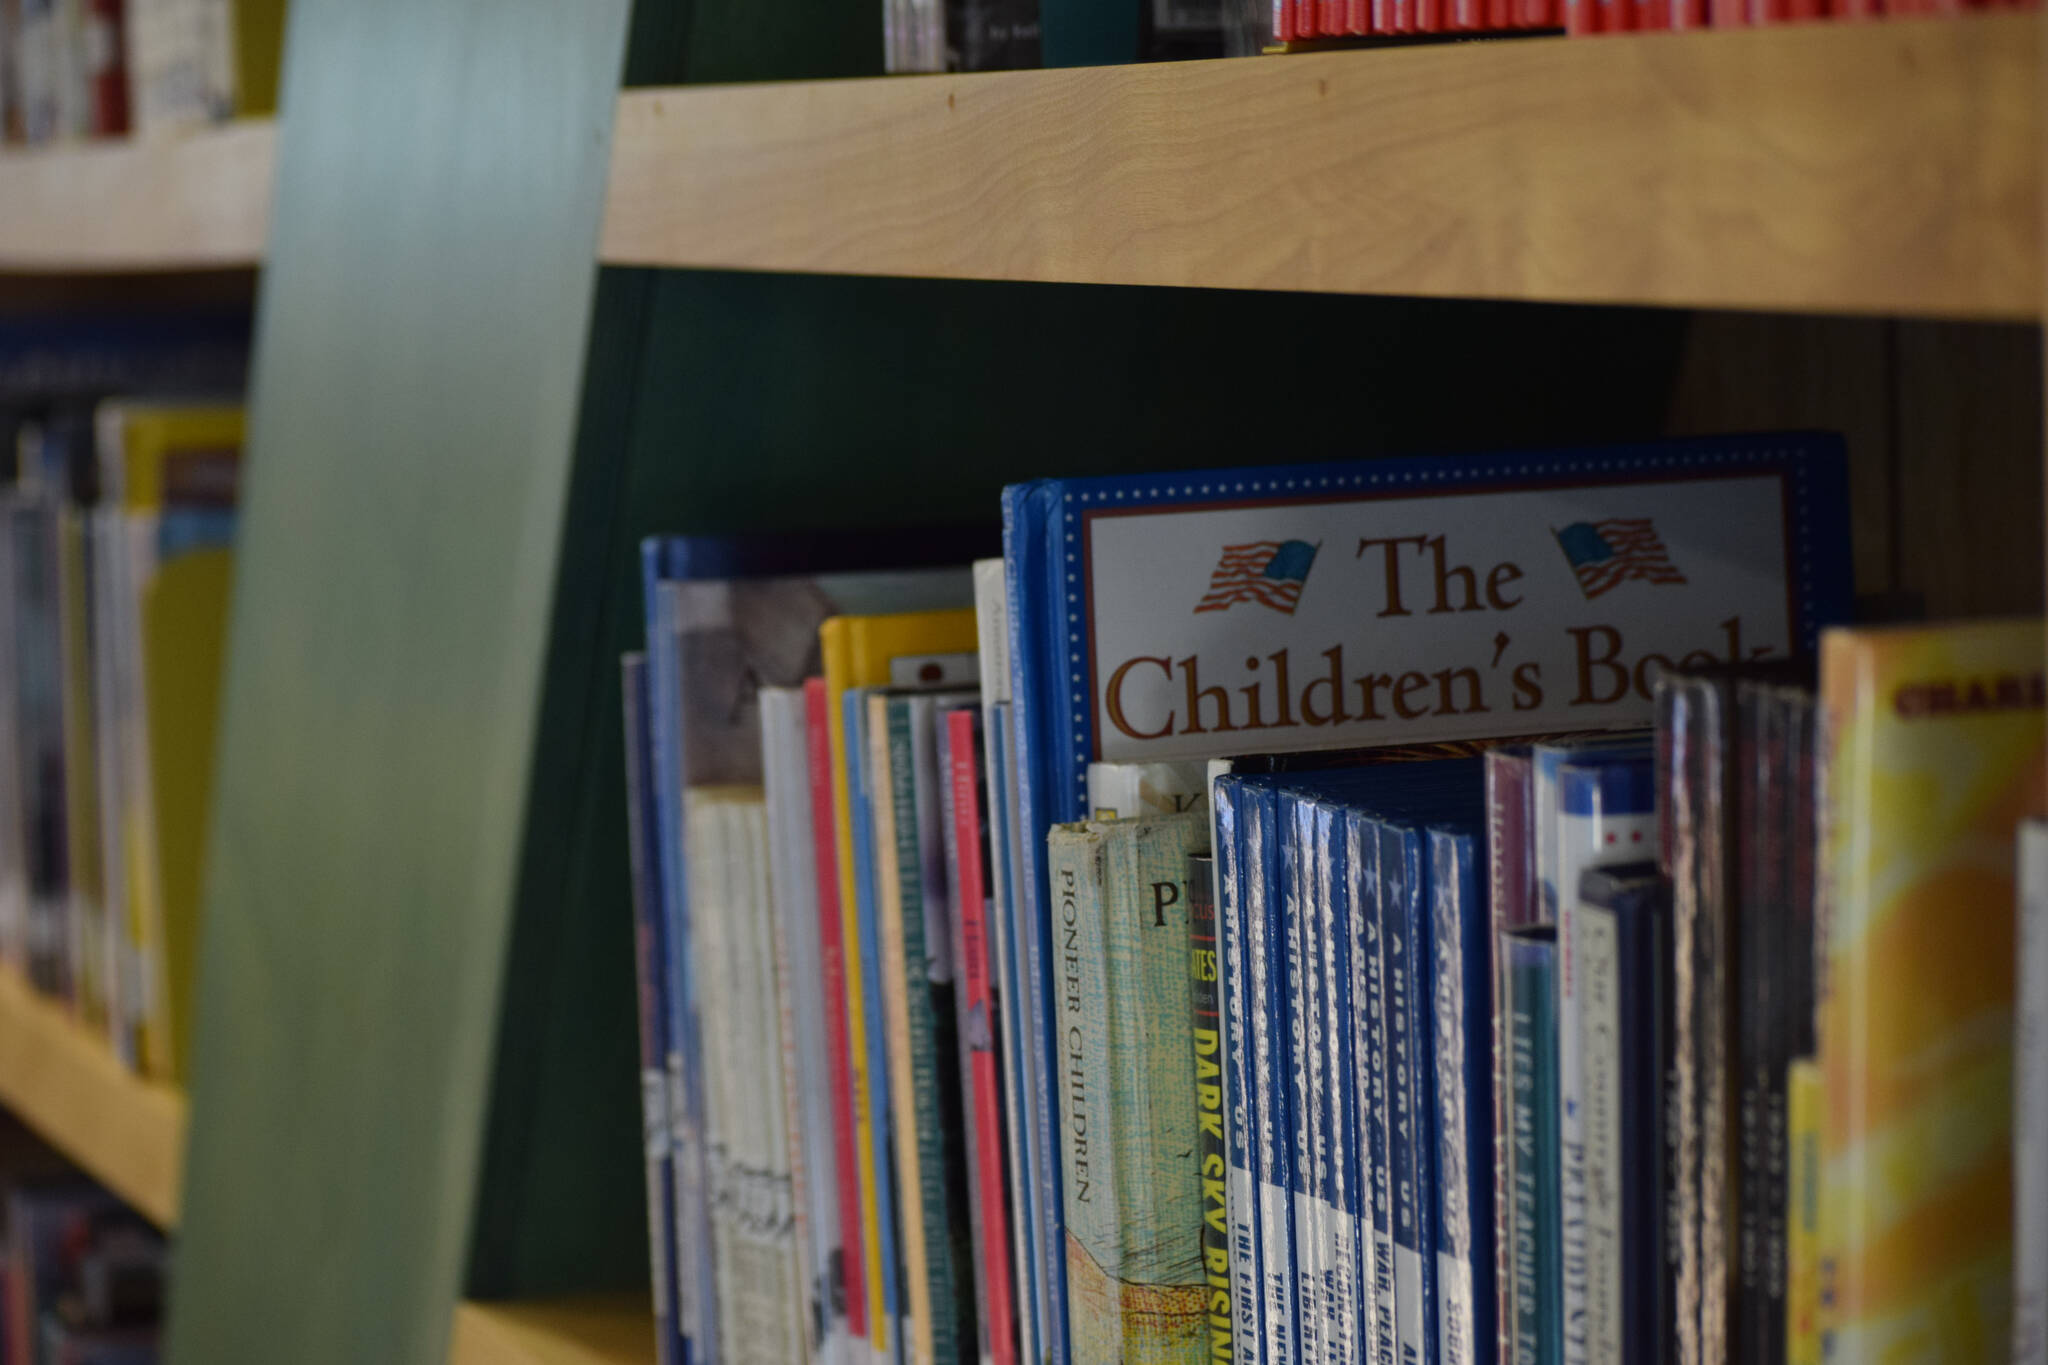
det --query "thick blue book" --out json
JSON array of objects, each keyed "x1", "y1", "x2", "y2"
[
  {"x1": 1575, "y1": 864, "x2": 1669, "y2": 1365},
  {"x1": 1349, "y1": 808, "x2": 1397, "y2": 1365},
  {"x1": 1311, "y1": 796, "x2": 1366, "y2": 1365},
  {"x1": 844, "y1": 687, "x2": 907, "y2": 1363},
  {"x1": 1427, "y1": 824, "x2": 1497, "y2": 1365},
  {"x1": 1003, "y1": 438, "x2": 1852, "y2": 1363},
  {"x1": 1282, "y1": 791, "x2": 1328, "y2": 1365},
  {"x1": 1242, "y1": 778, "x2": 1299, "y2": 1364},
  {"x1": 1378, "y1": 815, "x2": 1440, "y2": 1365},
  {"x1": 622, "y1": 655, "x2": 685, "y2": 1365},
  {"x1": 1213, "y1": 775, "x2": 1268, "y2": 1365}
]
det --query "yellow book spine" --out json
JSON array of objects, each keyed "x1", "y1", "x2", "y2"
[
  {"x1": 1786, "y1": 1057, "x2": 1822, "y2": 1365},
  {"x1": 822, "y1": 608, "x2": 979, "y2": 1358},
  {"x1": 1819, "y1": 619, "x2": 2045, "y2": 1361},
  {"x1": 869, "y1": 693, "x2": 934, "y2": 1365}
]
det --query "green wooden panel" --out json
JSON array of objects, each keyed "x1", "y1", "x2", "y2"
[{"x1": 164, "y1": 2, "x2": 630, "y2": 1362}]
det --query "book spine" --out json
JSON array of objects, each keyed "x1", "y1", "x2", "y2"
[
  {"x1": 1048, "y1": 823, "x2": 1119, "y2": 1361},
  {"x1": 1783, "y1": 1058, "x2": 1822, "y2": 1365},
  {"x1": 1504, "y1": 930, "x2": 1561, "y2": 1365},
  {"x1": 2022, "y1": 820, "x2": 2048, "y2": 1365},
  {"x1": 685, "y1": 795, "x2": 741, "y2": 1365},
  {"x1": 622, "y1": 657, "x2": 681, "y2": 1365},
  {"x1": 1247, "y1": 787, "x2": 1297, "y2": 1364},
  {"x1": 990, "y1": 702, "x2": 1044, "y2": 1365},
  {"x1": 1734, "y1": 688, "x2": 1774, "y2": 1365},
  {"x1": 1315, "y1": 804, "x2": 1364, "y2": 1365},
  {"x1": 1576, "y1": 887, "x2": 1622, "y2": 1365},
  {"x1": 1001, "y1": 482, "x2": 1071, "y2": 1365},
  {"x1": 1190, "y1": 852, "x2": 1233, "y2": 1365},
  {"x1": 1215, "y1": 779, "x2": 1267, "y2": 1365},
  {"x1": 845, "y1": 690, "x2": 905, "y2": 1361},
  {"x1": 1429, "y1": 828, "x2": 1493, "y2": 1365},
  {"x1": 646, "y1": 579, "x2": 714, "y2": 1363},
  {"x1": 873, "y1": 699, "x2": 938, "y2": 1365},
  {"x1": 82, "y1": 0, "x2": 124, "y2": 135},
  {"x1": 1348, "y1": 812, "x2": 1395, "y2": 1365},
  {"x1": 950, "y1": 710, "x2": 1016, "y2": 1365},
  {"x1": 1484, "y1": 750, "x2": 1530, "y2": 1365},
  {"x1": 805, "y1": 678, "x2": 868, "y2": 1347},
  {"x1": 1284, "y1": 796, "x2": 1327, "y2": 1365},
  {"x1": 1379, "y1": 820, "x2": 1434, "y2": 1365}
]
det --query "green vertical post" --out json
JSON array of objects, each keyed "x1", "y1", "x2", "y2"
[{"x1": 165, "y1": 1, "x2": 630, "y2": 1361}]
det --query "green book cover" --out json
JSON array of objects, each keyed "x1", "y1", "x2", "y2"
[
  {"x1": 1505, "y1": 926, "x2": 1562, "y2": 1365},
  {"x1": 1057, "y1": 811, "x2": 1211, "y2": 1365}
]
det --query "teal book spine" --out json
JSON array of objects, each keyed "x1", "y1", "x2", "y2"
[
  {"x1": 1062, "y1": 811, "x2": 1212, "y2": 1365},
  {"x1": 1504, "y1": 927, "x2": 1562, "y2": 1365}
]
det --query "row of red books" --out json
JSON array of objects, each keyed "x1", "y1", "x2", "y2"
[{"x1": 1275, "y1": 0, "x2": 2036, "y2": 46}]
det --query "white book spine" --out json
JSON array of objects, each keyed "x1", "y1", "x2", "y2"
[{"x1": 2018, "y1": 819, "x2": 2048, "y2": 1365}]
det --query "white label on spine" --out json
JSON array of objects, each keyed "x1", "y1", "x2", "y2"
[
  {"x1": 1229, "y1": 1165, "x2": 1262, "y2": 1365},
  {"x1": 1261, "y1": 1182, "x2": 1294, "y2": 1359},
  {"x1": 1395, "y1": 1244, "x2": 1424, "y2": 1365},
  {"x1": 1436, "y1": 1251, "x2": 1475, "y2": 1365}
]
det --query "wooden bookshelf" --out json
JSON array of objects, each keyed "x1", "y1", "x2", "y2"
[
  {"x1": 0, "y1": 121, "x2": 274, "y2": 272},
  {"x1": 601, "y1": 12, "x2": 2039, "y2": 319},
  {"x1": 448, "y1": 1296, "x2": 656, "y2": 1365},
  {"x1": 0, "y1": 970, "x2": 184, "y2": 1228}
]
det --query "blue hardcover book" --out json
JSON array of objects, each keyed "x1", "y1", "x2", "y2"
[
  {"x1": 1282, "y1": 792, "x2": 1327, "y2": 1365},
  {"x1": 1349, "y1": 808, "x2": 1397, "y2": 1365},
  {"x1": 845, "y1": 687, "x2": 907, "y2": 1364},
  {"x1": 622, "y1": 654, "x2": 685, "y2": 1365},
  {"x1": 1378, "y1": 816, "x2": 1439, "y2": 1365},
  {"x1": 1003, "y1": 438, "x2": 1852, "y2": 1363},
  {"x1": 1238, "y1": 777, "x2": 1298, "y2": 1364},
  {"x1": 1575, "y1": 864, "x2": 1669, "y2": 1365},
  {"x1": 1550, "y1": 754, "x2": 1657, "y2": 1365},
  {"x1": 1427, "y1": 824, "x2": 1496, "y2": 1365},
  {"x1": 1502, "y1": 927, "x2": 1562, "y2": 1365},
  {"x1": 1309, "y1": 796, "x2": 1365, "y2": 1365},
  {"x1": 1213, "y1": 775, "x2": 1267, "y2": 1365}
]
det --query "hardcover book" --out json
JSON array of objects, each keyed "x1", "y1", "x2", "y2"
[
  {"x1": 1819, "y1": 618, "x2": 2046, "y2": 1359},
  {"x1": 1050, "y1": 810, "x2": 1212, "y2": 1365},
  {"x1": 1502, "y1": 926, "x2": 1561, "y2": 1365}
]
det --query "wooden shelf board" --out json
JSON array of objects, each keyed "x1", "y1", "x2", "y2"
[
  {"x1": 0, "y1": 121, "x2": 273, "y2": 272},
  {"x1": 449, "y1": 1296, "x2": 656, "y2": 1365},
  {"x1": 602, "y1": 13, "x2": 2041, "y2": 319},
  {"x1": 0, "y1": 970, "x2": 185, "y2": 1227}
]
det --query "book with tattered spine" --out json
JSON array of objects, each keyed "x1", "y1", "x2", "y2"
[{"x1": 1050, "y1": 810, "x2": 1212, "y2": 1365}]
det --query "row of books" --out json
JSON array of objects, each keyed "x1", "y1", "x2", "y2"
[
  {"x1": 0, "y1": 389, "x2": 244, "y2": 1086},
  {"x1": 620, "y1": 434, "x2": 2039, "y2": 1365},
  {"x1": 0, "y1": 0, "x2": 284, "y2": 146},
  {"x1": 1279, "y1": 0, "x2": 2038, "y2": 45},
  {"x1": 4, "y1": 1178, "x2": 164, "y2": 1365}
]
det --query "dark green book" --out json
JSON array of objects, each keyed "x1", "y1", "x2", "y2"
[{"x1": 1504, "y1": 925, "x2": 1561, "y2": 1365}]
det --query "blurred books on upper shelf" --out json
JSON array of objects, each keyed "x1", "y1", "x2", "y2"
[
  {"x1": 606, "y1": 433, "x2": 2048, "y2": 1365},
  {"x1": 0, "y1": 316, "x2": 249, "y2": 1087},
  {"x1": 0, "y1": 0, "x2": 287, "y2": 148}
]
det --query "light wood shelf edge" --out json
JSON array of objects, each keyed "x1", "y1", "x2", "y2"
[
  {"x1": 0, "y1": 120, "x2": 274, "y2": 272},
  {"x1": 0, "y1": 970, "x2": 184, "y2": 1227},
  {"x1": 449, "y1": 1296, "x2": 656, "y2": 1365},
  {"x1": 602, "y1": 12, "x2": 2041, "y2": 319}
]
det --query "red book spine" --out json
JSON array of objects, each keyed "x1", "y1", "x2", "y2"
[
  {"x1": 948, "y1": 710, "x2": 1017, "y2": 1365},
  {"x1": 1322, "y1": 0, "x2": 1344, "y2": 39},
  {"x1": 1275, "y1": 0, "x2": 1293, "y2": 48},
  {"x1": 805, "y1": 678, "x2": 867, "y2": 1341},
  {"x1": 1485, "y1": 0, "x2": 1513, "y2": 29},
  {"x1": 1637, "y1": 0, "x2": 1671, "y2": 25},
  {"x1": 1348, "y1": 0, "x2": 1370, "y2": 39},
  {"x1": 1708, "y1": 0, "x2": 1749, "y2": 24},
  {"x1": 1418, "y1": 0, "x2": 1443, "y2": 30},
  {"x1": 84, "y1": 0, "x2": 128, "y2": 137},
  {"x1": 1564, "y1": 0, "x2": 1598, "y2": 33},
  {"x1": 1298, "y1": 0, "x2": 1318, "y2": 40},
  {"x1": 1393, "y1": 0, "x2": 1415, "y2": 33},
  {"x1": 1672, "y1": 0, "x2": 1706, "y2": 26},
  {"x1": 1372, "y1": 0, "x2": 1394, "y2": 33}
]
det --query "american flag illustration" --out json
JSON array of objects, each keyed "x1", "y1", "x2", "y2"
[
  {"x1": 1552, "y1": 519, "x2": 1688, "y2": 599},
  {"x1": 1193, "y1": 539, "x2": 1320, "y2": 614}
]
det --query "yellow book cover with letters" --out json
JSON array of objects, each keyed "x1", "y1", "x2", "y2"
[
  {"x1": 821, "y1": 607, "x2": 978, "y2": 1357},
  {"x1": 1820, "y1": 618, "x2": 2045, "y2": 1362}
]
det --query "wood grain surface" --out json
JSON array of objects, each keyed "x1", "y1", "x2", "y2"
[
  {"x1": 0, "y1": 122, "x2": 272, "y2": 271},
  {"x1": 0, "y1": 971, "x2": 185, "y2": 1228},
  {"x1": 603, "y1": 14, "x2": 2040, "y2": 318},
  {"x1": 448, "y1": 1296, "x2": 655, "y2": 1365}
]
